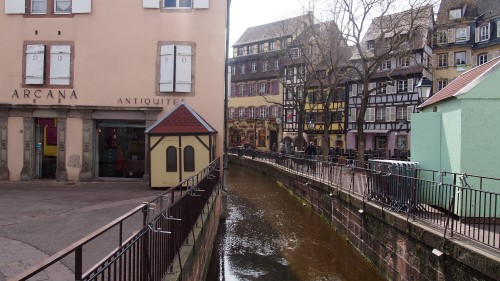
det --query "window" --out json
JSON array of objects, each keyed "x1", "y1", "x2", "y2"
[
  {"x1": 258, "y1": 43, "x2": 265, "y2": 53},
  {"x1": 159, "y1": 44, "x2": 193, "y2": 93},
  {"x1": 285, "y1": 109, "x2": 293, "y2": 123},
  {"x1": 367, "y1": 40, "x2": 375, "y2": 50},
  {"x1": 380, "y1": 60, "x2": 391, "y2": 70},
  {"x1": 478, "y1": 53, "x2": 488, "y2": 65},
  {"x1": 183, "y1": 146, "x2": 195, "y2": 172},
  {"x1": 248, "y1": 83, "x2": 255, "y2": 96},
  {"x1": 24, "y1": 43, "x2": 73, "y2": 86},
  {"x1": 290, "y1": 48, "x2": 300, "y2": 58},
  {"x1": 166, "y1": 146, "x2": 177, "y2": 172},
  {"x1": 259, "y1": 82, "x2": 267, "y2": 95},
  {"x1": 274, "y1": 59, "x2": 280, "y2": 70},
  {"x1": 397, "y1": 107, "x2": 407, "y2": 120},
  {"x1": 231, "y1": 66, "x2": 235, "y2": 75},
  {"x1": 237, "y1": 48, "x2": 243, "y2": 56},
  {"x1": 238, "y1": 107, "x2": 246, "y2": 119},
  {"x1": 270, "y1": 106, "x2": 280, "y2": 118},
  {"x1": 228, "y1": 108, "x2": 236, "y2": 119},
  {"x1": 270, "y1": 80, "x2": 279, "y2": 95},
  {"x1": 241, "y1": 64, "x2": 246, "y2": 74},
  {"x1": 349, "y1": 84, "x2": 357, "y2": 97},
  {"x1": 396, "y1": 135, "x2": 408, "y2": 150},
  {"x1": 406, "y1": 106, "x2": 413, "y2": 121},
  {"x1": 437, "y1": 53, "x2": 448, "y2": 67},
  {"x1": 437, "y1": 30, "x2": 447, "y2": 44},
  {"x1": 238, "y1": 85, "x2": 244, "y2": 96},
  {"x1": 284, "y1": 87, "x2": 293, "y2": 101},
  {"x1": 246, "y1": 45, "x2": 253, "y2": 55},
  {"x1": 377, "y1": 82, "x2": 387, "y2": 94},
  {"x1": 480, "y1": 25, "x2": 490, "y2": 41},
  {"x1": 385, "y1": 107, "x2": 396, "y2": 122},
  {"x1": 262, "y1": 61, "x2": 268, "y2": 72},
  {"x1": 251, "y1": 62, "x2": 257, "y2": 73},
  {"x1": 248, "y1": 107, "x2": 256, "y2": 119},
  {"x1": 349, "y1": 108, "x2": 357, "y2": 123},
  {"x1": 259, "y1": 107, "x2": 268, "y2": 119},
  {"x1": 164, "y1": 0, "x2": 192, "y2": 9},
  {"x1": 365, "y1": 108, "x2": 375, "y2": 122},
  {"x1": 397, "y1": 80, "x2": 408, "y2": 92},
  {"x1": 6, "y1": 0, "x2": 92, "y2": 15},
  {"x1": 376, "y1": 107, "x2": 385, "y2": 121},
  {"x1": 269, "y1": 41, "x2": 276, "y2": 50},
  {"x1": 455, "y1": 51, "x2": 466, "y2": 65},
  {"x1": 400, "y1": 57, "x2": 410, "y2": 67},
  {"x1": 449, "y1": 9, "x2": 462, "y2": 20},
  {"x1": 455, "y1": 27, "x2": 468, "y2": 42},
  {"x1": 437, "y1": 79, "x2": 448, "y2": 91}
]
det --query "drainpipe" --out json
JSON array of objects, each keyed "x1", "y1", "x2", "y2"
[{"x1": 223, "y1": 0, "x2": 231, "y2": 190}]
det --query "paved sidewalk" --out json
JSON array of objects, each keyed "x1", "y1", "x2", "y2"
[{"x1": 0, "y1": 180, "x2": 162, "y2": 281}]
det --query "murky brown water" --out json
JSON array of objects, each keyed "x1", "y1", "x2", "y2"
[{"x1": 207, "y1": 165, "x2": 385, "y2": 281}]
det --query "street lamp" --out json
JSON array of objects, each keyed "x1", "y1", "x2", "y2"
[
  {"x1": 307, "y1": 119, "x2": 315, "y2": 130},
  {"x1": 416, "y1": 76, "x2": 432, "y2": 103}
]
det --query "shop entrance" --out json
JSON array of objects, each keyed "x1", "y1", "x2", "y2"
[
  {"x1": 34, "y1": 118, "x2": 58, "y2": 179},
  {"x1": 96, "y1": 120, "x2": 146, "y2": 178}
]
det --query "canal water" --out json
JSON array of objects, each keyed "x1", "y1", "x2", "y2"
[{"x1": 206, "y1": 165, "x2": 385, "y2": 281}]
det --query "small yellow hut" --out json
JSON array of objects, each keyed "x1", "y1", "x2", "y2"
[{"x1": 145, "y1": 102, "x2": 217, "y2": 188}]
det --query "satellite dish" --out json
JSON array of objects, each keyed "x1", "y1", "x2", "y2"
[{"x1": 276, "y1": 117, "x2": 282, "y2": 124}]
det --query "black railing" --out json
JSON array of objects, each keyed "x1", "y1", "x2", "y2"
[
  {"x1": 229, "y1": 148, "x2": 500, "y2": 251},
  {"x1": 11, "y1": 158, "x2": 221, "y2": 281}
]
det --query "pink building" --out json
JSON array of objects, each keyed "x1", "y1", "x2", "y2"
[{"x1": 0, "y1": 0, "x2": 226, "y2": 182}]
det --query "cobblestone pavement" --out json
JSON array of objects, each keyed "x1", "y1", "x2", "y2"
[{"x1": 0, "y1": 180, "x2": 162, "y2": 281}]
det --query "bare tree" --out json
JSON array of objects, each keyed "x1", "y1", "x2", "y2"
[{"x1": 336, "y1": 0, "x2": 435, "y2": 161}]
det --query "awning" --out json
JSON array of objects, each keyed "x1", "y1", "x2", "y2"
[{"x1": 348, "y1": 130, "x2": 389, "y2": 134}]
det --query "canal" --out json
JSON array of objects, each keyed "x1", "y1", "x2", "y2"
[{"x1": 207, "y1": 165, "x2": 385, "y2": 281}]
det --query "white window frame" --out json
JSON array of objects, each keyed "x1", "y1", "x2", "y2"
[
  {"x1": 385, "y1": 107, "x2": 396, "y2": 122},
  {"x1": 400, "y1": 57, "x2": 410, "y2": 67},
  {"x1": 251, "y1": 62, "x2": 257, "y2": 73},
  {"x1": 437, "y1": 53, "x2": 448, "y2": 67},
  {"x1": 258, "y1": 43, "x2": 265, "y2": 53},
  {"x1": 478, "y1": 53, "x2": 488, "y2": 65},
  {"x1": 367, "y1": 40, "x2": 375, "y2": 50},
  {"x1": 480, "y1": 24, "x2": 490, "y2": 41},
  {"x1": 241, "y1": 64, "x2": 246, "y2": 74},
  {"x1": 407, "y1": 106, "x2": 414, "y2": 121},
  {"x1": 377, "y1": 82, "x2": 387, "y2": 94},
  {"x1": 449, "y1": 9, "x2": 461, "y2": 20},
  {"x1": 164, "y1": 0, "x2": 192, "y2": 9},
  {"x1": 455, "y1": 51, "x2": 466, "y2": 65},
  {"x1": 396, "y1": 107, "x2": 407, "y2": 120},
  {"x1": 259, "y1": 82, "x2": 267, "y2": 95},
  {"x1": 437, "y1": 79, "x2": 448, "y2": 91},
  {"x1": 376, "y1": 107, "x2": 385, "y2": 121},
  {"x1": 380, "y1": 60, "x2": 391, "y2": 70},
  {"x1": 436, "y1": 30, "x2": 447, "y2": 44},
  {"x1": 269, "y1": 41, "x2": 275, "y2": 51},
  {"x1": 54, "y1": 0, "x2": 71, "y2": 14},
  {"x1": 262, "y1": 61, "x2": 268, "y2": 72},
  {"x1": 259, "y1": 107, "x2": 267, "y2": 119},
  {"x1": 397, "y1": 80, "x2": 408, "y2": 92},
  {"x1": 455, "y1": 27, "x2": 468, "y2": 42},
  {"x1": 274, "y1": 59, "x2": 280, "y2": 70},
  {"x1": 31, "y1": 0, "x2": 48, "y2": 14},
  {"x1": 365, "y1": 108, "x2": 375, "y2": 122},
  {"x1": 349, "y1": 108, "x2": 357, "y2": 123},
  {"x1": 290, "y1": 47, "x2": 300, "y2": 58}
]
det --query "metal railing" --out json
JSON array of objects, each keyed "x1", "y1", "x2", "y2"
[
  {"x1": 229, "y1": 148, "x2": 500, "y2": 251},
  {"x1": 11, "y1": 158, "x2": 221, "y2": 281}
]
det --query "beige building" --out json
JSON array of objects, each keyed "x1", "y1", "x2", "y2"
[
  {"x1": 0, "y1": 0, "x2": 226, "y2": 182},
  {"x1": 432, "y1": 0, "x2": 500, "y2": 93}
]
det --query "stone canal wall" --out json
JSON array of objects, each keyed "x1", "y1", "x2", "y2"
[{"x1": 229, "y1": 155, "x2": 500, "y2": 281}]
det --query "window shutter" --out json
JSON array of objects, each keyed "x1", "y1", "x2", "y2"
[
  {"x1": 175, "y1": 45, "x2": 192, "y2": 93},
  {"x1": 466, "y1": 26, "x2": 470, "y2": 41},
  {"x1": 448, "y1": 52, "x2": 454, "y2": 66},
  {"x1": 475, "y1": 27, "x2": 480, "y2": 42},
  {"x1": 472, "y1": 54, "x2": 477, "y2": 67},
  {"x1": 407, "y1": 79, "x2": 414, "y2": 93},
  {"x1": 72, "y1": 0, "x2": 92, "y2": 14},
  {"x1": 407, "y1": 106, "x2": 414, "y2": 121},
  {"x1": 49, "y1": 45, "x2": 71, "y2": 85},
  {"x1": 243, "y1": 84, "x2": 248, "y2": 96},
  {"x1": 230, "y1": 85, "x2": 236, "y2": 97},
  {"x1": 466, "y1": 50, "x2": 471, "y2": 65},
  {"x1": 5, "y1": 0, "x2": 25, "y2": 14},
  {"x1": 447, "y1": 29, "x2": 455, "y2": 43},
  {"x1": 193, "y1": 0, "x2": 209, "y2": 9},
  {"x1": 487, "y1": 22, "x2": 492, "y2": 40},
  {"x1": 159, "y1": 45, "x2": 175, "y2": 92},
  {"x1": 25, "y1": 45, "x2": 45, "y2": 85},
  {"x1": 143, "y1": 0, "x2": 160, "y2": 8},
  {"x1": 386, "y1": 84, "x2": 395, "y2": 94}
]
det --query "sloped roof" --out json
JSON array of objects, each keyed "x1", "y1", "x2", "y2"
[
  {"x1": 233, "y1": 14, "x2": 311, "y2": 46},
  {"x1": 436, "y1": 0, "x2": 500, "y2": 24},
  {"x1": 419, "y1": 56, "x2": 500, "y2": 108},
  {"x1": 350, "y1": 5, "x2": 433, "y2": 60},
  {"x1": 145, "y1": 102, "x2": 217, "y2": 135}
]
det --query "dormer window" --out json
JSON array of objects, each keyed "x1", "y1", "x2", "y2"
[
  {"x1": 258, "y1": 43, "x2": 265, "y2": 53},
  {"x1": 367, "y1": 40, "x2": 375, "y2": 50},
  {"x1": 269, "y1": 41, "x2": 276, "y2": 51},
  {"x1": 290, "y1": 48, "x2": 300, "y2": 58},
  {"x1": 449, "y1": 9, "x2": 462, "y2": 20},
  {"x1": 480, "y1": 24, "x2": 490, "y2": 41}
]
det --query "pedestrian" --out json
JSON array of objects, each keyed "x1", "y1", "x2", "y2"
[{"x1": 305, "y1": 141, "x2": 316, "y2": 156}]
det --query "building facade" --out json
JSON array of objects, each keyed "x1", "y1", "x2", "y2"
[
  {"x1": 346, "y1": 6, "x2": 434, "y2": 158},
  {"x1": 0, "y1": 0, "x2": 226, "y2": 182},
  {"x1": 432, "y1": 0, "x2": 500, "y2": 93},
  {"x1": 228, "y1": 15, "x2": 311, "y2": 151}
]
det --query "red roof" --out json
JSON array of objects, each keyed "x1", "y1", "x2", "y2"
[
  {"x1": 145, "y1": 102, "x2": 217, "y2": 135},
  {"x1": 420, "y1": 57, "x2": 500, "y2": 108}
]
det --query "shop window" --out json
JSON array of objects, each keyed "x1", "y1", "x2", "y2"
[
  {"x1": 166, "y1": 146, "x2": 177, "y2": 172},
  {"x1": 183, "y1": 146, "x2": 195, "y2": 172}
]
